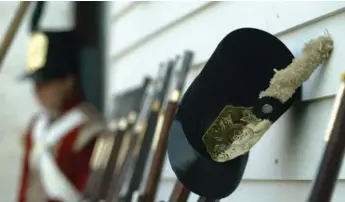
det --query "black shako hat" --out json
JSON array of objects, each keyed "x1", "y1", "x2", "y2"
[
  {"x1": 22, "y1": 2, "x2": 79, "y2": 82},
  {"x1": 167, "y1": 27, "x2": 301, "y2": 199}
]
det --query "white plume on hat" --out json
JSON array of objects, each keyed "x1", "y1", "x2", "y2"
[{"x1": 38, "y1": 1, "x2": 75, "y2": 31}]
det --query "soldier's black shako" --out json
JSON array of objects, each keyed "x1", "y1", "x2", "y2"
[
  {"x1": 22, "y1": 1, "x2": 78, "y2": 82},
  {"x1": 167, "y1": 28, "x2": 301, "y2": 199}
]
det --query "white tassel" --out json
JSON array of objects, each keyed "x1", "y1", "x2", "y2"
[{"x1": 259, "y1": 34, "x2": 333, "y2": 102}]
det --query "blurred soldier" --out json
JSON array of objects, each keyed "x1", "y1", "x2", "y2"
[{"x1": 17, "y1": 2, "x2": 104, "y2": 202}]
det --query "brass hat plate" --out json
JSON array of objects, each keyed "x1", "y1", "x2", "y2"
[{"x1": 26, "y1": 32, "x2": 48, "y2": 73}]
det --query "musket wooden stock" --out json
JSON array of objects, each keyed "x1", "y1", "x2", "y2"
[
  {"x1": 105, "y1": 124, "x2": 146, "y2": 202},
  {"x1": 139, "y1": 102, "x2": 178, "y2": 202},
  {"x1": 97, "y1": 128, "x2": 128, "y2": 199},
  {"x1": 169, "y1": 181, "x2": 190, "y2": 202},
  {"x1": 308, "y1": 75, "x2": 345, "y2": 202},
  {"x1": 82, "y1": 125, "x2": 129, "y2": 202},
  {"x1": 82, "y1": 133, "x2": 115, "y2": 202}
]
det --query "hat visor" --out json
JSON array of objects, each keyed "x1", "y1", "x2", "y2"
[
  {"x1": 167, "y1": 120, "x2": 249, "y2": 199},
  {"x1": 19, "y1": 71, "x2": 45, "y2": 82},
  {"x1": 19, "y1": 71, "x2": 62, "y2": 83}
]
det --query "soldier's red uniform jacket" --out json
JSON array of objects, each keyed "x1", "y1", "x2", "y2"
[{"x1": 17, "y1": 102, "x2": 104, "y2": 202}]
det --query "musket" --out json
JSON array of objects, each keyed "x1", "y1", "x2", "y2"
[
  {"x1": 170, "y1": 182, "x2": 219, "y2": 202},
  {"x1": 109, "y1": 60, "x2": 175, "y2": 202},
  {"x1": 82, "y1": 78, "x2": 150, "y2": 202},
  {"x1": 82, "y1": 103, "x2": 131, "y2": 202},
  {"x1": 169, "y1": 181, "x2": 221, "y2": 202},
  {"x1": 138, "y1": 51, "x2": 194, "y2": 202},
  {"x1": 0, "y1": 1, "x2": 31, "y2": 69},
  {"x1": 169, "y1": 181, "x2": 190, "y2": 202},
  {"x1": 81, "y1": 94, "x2": 125, "y2": 202},
  {"x1": 97, "y1": 79, "x2": 151, "y2": 200},
  {"x1": 104, "y1": 86, "x2": 154, "y2": 202},
  {"x1": 307, "y1": 73, "x2": 345, "y2": 202}
]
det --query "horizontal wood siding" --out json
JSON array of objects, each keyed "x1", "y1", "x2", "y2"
[{"x1": 108, "y1": 2, "x2": 345, "y2": 201}]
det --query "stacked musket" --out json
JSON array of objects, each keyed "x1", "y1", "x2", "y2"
[
  {"x1": 107, "y1": 59, "x2": 175, "y2": 202},
  {"x1": 81, "y1": 50, "x2": 195, "y2": 202},
  {"x1": 136, "y1": 51, "x2": 194, "y2": 202},
  {"x1": 82, "y1": 78, "x2": 151, "y2": 202}
]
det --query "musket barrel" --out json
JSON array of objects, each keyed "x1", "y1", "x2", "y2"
[
  {"x1": 0, "y1": 1, "x2": 31, "y2": 69},
  {"x1": 140, "y1": 102, "x2": 178, "y2": 202}
]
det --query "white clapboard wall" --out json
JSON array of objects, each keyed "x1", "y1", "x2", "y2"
[
  {"x1": 0, "y1": 2, "x2": 39, "y2": 202},
  {"x1": 107, "y1": 2, "x2": 345, "y2": 202}
]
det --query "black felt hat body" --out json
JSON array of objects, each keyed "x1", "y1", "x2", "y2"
[
  {"x1": 167, "y1": 27, "x2": 301, "y2": 199},
  {"x1": 23, "y1": 31, "x2": 78, "y2": 82},
  {"x1": 22, "y1": 2, "x2": 79, "y2": 82}
]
